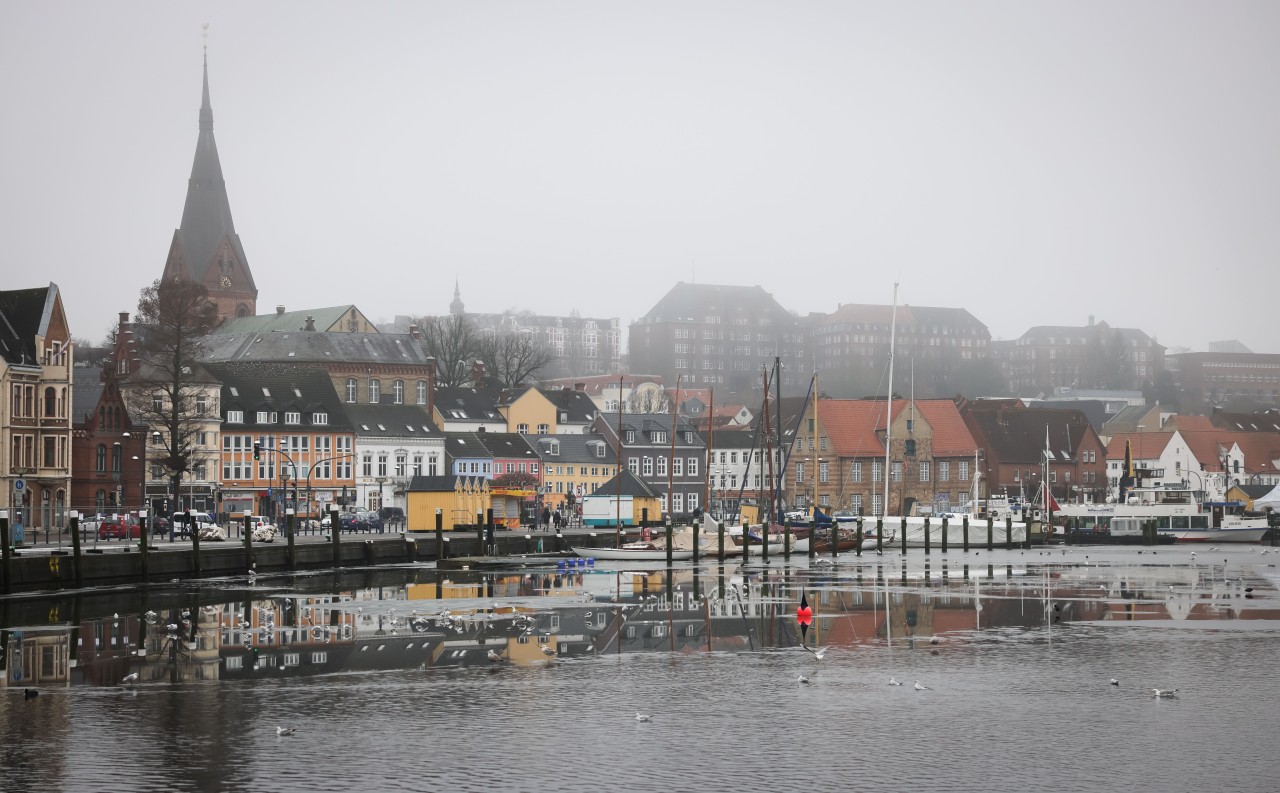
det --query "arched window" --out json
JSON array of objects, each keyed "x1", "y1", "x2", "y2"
[
  {"x1": 111, "y1": 444, "x2": 122, "y2": 473},
  {"x1": 96, "y1": 489, "x2": 106, "y2": 512},
  {"x1": 99, "y1": 406, "x2": 105, "y2": 427},
  {"x1": 96, "y1": 444, "x2": 106, "y2": 472}
]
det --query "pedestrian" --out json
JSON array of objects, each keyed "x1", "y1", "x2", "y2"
[{"x1": 542, "y1": 506, "x2": 551, "y2": 531}]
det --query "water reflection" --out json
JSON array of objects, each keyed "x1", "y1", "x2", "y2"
[{"x1": 4, "y1": 552, "x2": 1275, "y2": 691}]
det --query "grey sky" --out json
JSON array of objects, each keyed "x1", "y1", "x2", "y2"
[{"x1": 4, "y1": 2, "x2": 1277, "y2": 353}]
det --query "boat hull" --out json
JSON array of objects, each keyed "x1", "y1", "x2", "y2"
[
  {"x1": 572, "y1": 546, "x2": 694, "y2": 561},
  {"x1": 1165, "y1": 528, "x2": 1268, "y2": 543}
]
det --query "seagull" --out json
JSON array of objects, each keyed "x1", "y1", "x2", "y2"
[
  {"x1": 797, "y1": 674, "x2": 811, "y2": 684},
  {"x1": 540, "y1": 644, "x2": 555, "y2": 656},
  {"x1": 805, "y1": 645, "x2": 829, "y2": 660},
  {"x1": 635, "y1": 712, "x2": 652, "y2": 722},
  {"x1": 1109, "y1": 678, "x2": 1120, "y2": 686},
  {"x1": 486, "y1": 649, "x2": 502, "y2": 662},
  {"x1": 276, "y1": 726, "x2": 296, "y2": 736},
  {"x1": 1152, "y1": 688, "x2": 1179, "y2": 698},
  {"x1": 914, "y1": 680, "x2": 930, "y2": 691},
  {"x1": 888, "y1": 677, "x2": 902, "y2": 686},
  {"x1": 121, "y1": 672, "x2": 139, "y2": 686}
]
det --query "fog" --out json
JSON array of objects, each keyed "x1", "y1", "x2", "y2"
[{"x1": 3, "y1": 1, "x2": 1277, "y2": 352}]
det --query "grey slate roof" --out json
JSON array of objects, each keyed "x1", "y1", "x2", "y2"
[
  {"x1": 541, "y1": 388, "x2": 600, "y2": 424},
  {"x1": 534, "y1": 434, "x2": 617, "y2": 464},
  {"x1": 0, "y1": 285, "x2": 54, "y2": 365},
  {"x1": 71, "y1": 376, "x2": 105, "y2": 425},
  {"x1": 208, "y1": 306, "x2": 368, "y2": 336},
  {"x1": 640, "y1": 282, "x2": 793, "y2": 323},
  {"x1": 199, "y1": 331, "x2": 434, "y2": 367},
  {"x1": 444, "y1": 432, "x2": 490, "y2": 459},
  {"x1": 343, "y1": 403, "x2": 440, "y2": 439},
  {"x1": 591, "y1": 469, "x2": 660, "y2": 499},
  {"x1": 207, "y1": 364, "x2": 353, "y2": 431},
  {"x1": 435, "y1": 385, "x2": 505, "y2": 422},
  {"x1": 475, "y1": 432, "x2": 539, "y2": 460},
  {"x1": 1028, "y1": 400, "x2": 1109, "y2": 435},
  {"x1": 407, "y1": 474, "x2": 483, "y2": 493}
]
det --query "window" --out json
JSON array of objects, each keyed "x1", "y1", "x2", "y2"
[
  {"x1": 891, "y1": 462, "x2": 902, "y2": 482},
  {"x1": 939, "y1": 461, "x2": 949, "y2": 482},
  {"x1": 656, "y1": 457, "x2": 667, "y2": 477},
  {"x1": 628, "y1": 459, "x2": 639, "y2": 475},
  {"x1": 624, "y1": 430, "x2": 635, "y2": 444},
  {"x1": 959, "y1": 461, "x2": 969, "y2": 481},
  {"x1": 819, "y1": 461, "x2": 829, "y2": 483},
  {"x1": 517, "y1": 423, "x2": 529, "y2": 435},
  {"x1": 427, "y1": 454, "x2": 439, "y2": 476},
  {"x1": 362, "y1": 454, "x2": 373, "y2": 477},
  {"x1": 284, "y1": 411, "x2": 301, "y2": 425},
  {"x1": 393, "y1": 380, "x2": 404, "y2": 404},
  {"x1": 396, "y1": 454, "x2": 407, "y2": 477},
  {"x1": 313, "y1": 412, "x2": 328, "y2": 425},
  {"x1": 919, "y1": 461, "x2": 930, "y2": 482},
  {"x1": 196, "y1": 395, "x2": 208, "y2": 415},
  {"x1": 346, "y1": 378, "x2": 357, "y2": 403},
  {"x1": 653, "y1": 431, "x2": 667, "y2": 444},
  {"x1": 152, "y1": 393, "x2": 164, "y2": 411},
  {"x1": 96, "y1": 444, "x2": 106, "y2": 473},
  {"x1": 851, "y1": 462, "x2": 862, "y2": 483},
  {"x1": 642, "y1": 457, "x2": 654, "y2": 476},
  {"x1": 872, "y1": 494, "x2": 883, "y2": 515},
  {"x1": 672, "y1": 493, "x2": 684, "y2": 514},
  {"x1": 873, "y1": 461, "x2": 883, "y2": 482},
  {"x1": 687, "y1": 457, "x2": 697, "y2": 476},
  {"x1": 378, "y1": 454, "x2": 388, "y2": 477},
  {"x1": 416, "y1": 381, "x2": 428, "y2": 405},
  {"x1": 227, "y1": 410, "x2": 244, "y2": 424},
  {"x1": 851, "y1": 494, "x2": 862, "y2": 514},
  {"x1": 796, "y1": 462, "x2": 806, "y2": 484},
  {"x1": 369, "y1": 379, "x2": 381, "y2": 403},
  {"x1": 537, "y1": 423, "x2": 549, "y2": 435},
  {"x1": 256, "y1": 411, "x2": 271, "y2": 424},
  {"x1": 673, "y1": 458, "x2": 683, "y2": 476}
]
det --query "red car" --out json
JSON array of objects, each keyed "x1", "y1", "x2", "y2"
[{"x1": 98, "y1": 516, "x2": 141, "y2": 539}]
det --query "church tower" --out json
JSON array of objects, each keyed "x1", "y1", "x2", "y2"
[
  {"x1": 449, "y1": 278, "x2": 465, "y2": 315},
  {"x1": 160, "y1": 49, "x2": 257, "y2": 322}
]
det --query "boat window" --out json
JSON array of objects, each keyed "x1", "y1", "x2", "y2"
[
  {"x1": 1190, "y1": 516, "x2": 1209, "y2": 529},
  {"x1": 1172, "y1": 516, "x2": 1189, "y2": 529}
]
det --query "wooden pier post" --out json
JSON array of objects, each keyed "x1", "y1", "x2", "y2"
[
  {"x1": 242, "y1": 511, "x2": 253, "y2": 573},
  {"x1": 963, "y1": 516, "x2": 970, "y2": 553},
  {"x1": 69, "y1": 511, "x2": 83, "y2": 588},
  {"x1": 900, "y1": 516, "x2": 907, "y2": 556},
  {"x1": 330, "y1": 505, "x2": 342, "y2": 567},
  {"x1": 986, "y1": 516, "x2": 994, "y2": 551},
  {"x1": 1005, "y1": 515, "x2": 1013, "y2": 551},
  {"x1": 286, "y1": 508, "x2": 297, "y2": 570},
  {"x1": 924, "y1": 517, "x2": 931, "y2": 555}
]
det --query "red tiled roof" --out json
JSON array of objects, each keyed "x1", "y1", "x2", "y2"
[
  {"x1": 817, "y1": 399, "x2": 976, "y2": 458},
  {"x1": 1165, "y1": 415, "x2": 1215, "y2": 433},
  {"x1": 1104, "y1": 432, "x2": 1174, "y2": 461}
]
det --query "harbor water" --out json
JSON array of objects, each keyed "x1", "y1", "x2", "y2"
[{"x1": 2, "y1": 545, "x2": 1278, "y2": 792}]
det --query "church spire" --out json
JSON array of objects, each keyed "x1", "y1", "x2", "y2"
[{"x1": 449, "y1": 278, "x2": 465, "y2": 315}]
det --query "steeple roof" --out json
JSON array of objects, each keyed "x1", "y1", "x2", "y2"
[{"x1": 172, "y1": 52, "x2": 254, "y2": 290}]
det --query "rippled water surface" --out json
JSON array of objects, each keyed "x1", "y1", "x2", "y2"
[{"x1": 3, "y1": 545, "x2": 1279, "y2": 792}]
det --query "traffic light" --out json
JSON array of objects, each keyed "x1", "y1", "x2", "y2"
[{"x1": 253, "y1": 440, "x2": 261, "y2": 461}]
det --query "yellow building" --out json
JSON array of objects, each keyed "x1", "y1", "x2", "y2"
[
  {"x1": 533, "y1": 435, "x2": 619, "y2": 511},
  {"x1": 405, "y1": 475, "x2": 533, "y2": 530}
]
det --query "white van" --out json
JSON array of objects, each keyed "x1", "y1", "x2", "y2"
[{"x1": 171, "y1": 511, "x2": 217, "y2": 537}]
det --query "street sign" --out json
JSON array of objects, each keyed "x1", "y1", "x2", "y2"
[{"x1": 14, "y1": 478, "x2": 25, "y2": 491}]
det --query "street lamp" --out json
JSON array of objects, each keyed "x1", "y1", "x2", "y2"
[{"x1": 124, "y1": 430, "x2": 163, "y2": 536}]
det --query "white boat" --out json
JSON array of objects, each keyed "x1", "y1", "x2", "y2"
[
  {"x1": 1057, "y1": 481, "x2": 1267, "y2": 544},
  {"x1": 573, "y1": 544, "x2": 695, "y2": 561}
]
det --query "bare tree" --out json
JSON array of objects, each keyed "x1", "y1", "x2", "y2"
[
  {"x1": 627, "y1": 388, "x2": 671, "y2": 414},
  {"x1": 73, "y1": 324, "x2": 118, "y2": 370},
  {"x1": 130, "y1": 277, "x2": 220, "y2": 509},
  {"x1": 476, "y1": 329, "x2": 554, "y2": 388},
  {"x1": 415, "y1": 314, "x2": 479, "y2": 388}
]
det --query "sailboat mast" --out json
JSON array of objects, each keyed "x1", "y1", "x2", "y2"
[
  {"x1": 762, "y1": 367, "x2": 777, "y2": 526},
  {"x1": 812, "y1": 371, "x2": 819, "y2": 518},
  {"x1": 669, "y1": 374, "x2": 682, "y2": 524},
  {"x1": 616, "y1": 375, "x2": 624, "y2": 545},
  {"x1": 704, "y1": 387, "x2": 715, "y2": 521},
  {"x1": 773, "y1": 355, "x2": 783, "y2": 525},
  {"x1": 882, "y1": 281, "x2": 899, "y2": 517}
]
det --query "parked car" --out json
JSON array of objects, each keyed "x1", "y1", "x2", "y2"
[
  {"x1": 98, "y1": 515, "x2": 141, "y2": 540},
  {"x1": 78, "y1": 515, "x2": 104, "y2": 539},
  {"x1": 171, "y1": 512, "x2": 217, "y2": 538},
  {"x1": 356, "y1": 510, "x2": 384, "y2": 532},
  {"x1": 379, "y1": 506, "x2": 405, "y2": 525}
]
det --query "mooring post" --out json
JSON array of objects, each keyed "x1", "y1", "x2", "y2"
[
  {"x1": 941, "y1": 517, "x2": 949, "y2": 554},
  {"x1": 665, "y1": 518, "x2": 673, "y2": 567},
  {"x1": 242, "y1": 510, "x2": 253, "y2": 573},
  {"x1": 286, "y1": 508, "x2": 297, "y2": 570},
  {"x1": 831, "y1": 517, "x2": 839, "y2": 560},
  {"x1": 691, "y1": 516, "x2": 700, "y2": 565},
  {"x1": 330, "y1": 505, "x2": 342, "y2": 567},
  {"x1": 69, "y1": 511, "x2": 83, "y2": 588},
  {"x1": 855, "y1": 518, "x2": 863, "y2": 557},
  {"x1": 876, "y1": 516, "x2": 883, "y2": 553},
  {"x1": 718, "y1": 520, "x2": 725, "y2": 560},
  {"x1": 476, "y1": 511, "x2": 485, "y2": 555},
  {"x1": 963, "y1": 516, "x2": 970, "y2": 553},
  {"x1": 923, "y1": 517, "x2": 931, "y2": 555},
  {"x1": 742, "y1": 519, "x2": 750, "y2": 565},
  {"x1": 784, "y1": 523, "x2": 791, "y2": 558},
  {"x1": 139, "y1": 510, "x2": 149, "y2": 581},
  {"x1": 435, "y1": 509, "x2": 443, "y2": 560},
  {"x1": 900, "y1": 517, "x2": 907, "y2": 556},
  {"x1": 485, "y1": 508, "x2": 496, "y2": 556},
  {"x1": 1005, "y1": 515, "x2": 1013, "y2": 551},
  {"x1": 190, "y1": 510, "x2": 202, "y2": 578},
  {"x1": 986, "y1": 516, "x2": 994, "y2": 551}
]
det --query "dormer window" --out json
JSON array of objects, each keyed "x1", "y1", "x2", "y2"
[
  {"x1": 652, "y1": 431, "x2": 667, "y2": 444},
  {"x1": 625, "y1": 430, "x2": 635, "y2": 444},
  {"x1": 284, "y1": 411, "x2": 301, "y2": 425},
  {"x1": 313, "y1": 412, "x2": 328, "y2": 425},
  {"x1": 545, "y1": 440, "x2": 560, "y2": 455},
  {"x1": 593, "y1": 443, "x2": 605, "y2": 458}
]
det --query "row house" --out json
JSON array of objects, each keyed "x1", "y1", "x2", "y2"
[
  {"x1": 496, "y1": 386, "x2": 599, "y2": 435},
  {"x1": 211, "y1": 365, "x2": 355, "y2": 519},
  {"x1": 1, "y1": 284, "x2": 73, "y2": 533},
  {"x1": 960, "y1": 403, "x2": 1107, "y2": 505},
  {"x1": 534, "y1": 434, "x2": 618, "y2": 511},
  {"x1": 704, "y1": 428, "x2": 782, "y2": 521},
  {"x1": 346, "y1": 403, "x2": 444, "y2": 516},
  {"x1": 71, "y1": 361, "x2": 148, "y2": 516},
  {"x1": 539, "y1": 374, "x2": 666, "y2": 413},
  {"x1": 433, "y1": 385, "x2": 506, "y2": 433},
  {"x1": 787, "y1": 398, "x2": 981, "y2": 517},
  {"x1": 592, "y1": 412, "x2": 706, "y2": 518},
  {"x1": 1103, "y1": 428, "x2": 1280, "y2": 501}
]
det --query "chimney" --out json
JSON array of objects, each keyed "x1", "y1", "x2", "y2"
[
  {"x1": 118, "y1": 311, "x2": 130, "y2": 327},
  {"x1": 409, "y1": 324, "x2": 421, "y2": 341},
  {"x1": 304, "y1": 316, "x2": 316, "y2": 331},
  {"x1": 276, "y1": 305, "x2": 286, "y2": 315},
  {"x1": 471, "y1": 359, "x2": 486, "y2": 388}
]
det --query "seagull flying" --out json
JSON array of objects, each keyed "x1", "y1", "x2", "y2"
[
  {"x1": 805, "y1": 645, "x2": 829, "y2": 660},
  {"x1": 276, "y1": 726, "x2": 296, "y2": 736},
  {"x1": 914, "y1": 680, "x2": 930, "y2": 691}
]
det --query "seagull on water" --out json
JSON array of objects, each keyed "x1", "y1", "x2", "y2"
[
  {"x1": 121, "y1": 672, "x2": 139, "y2": 686},
  {"x1": 888, "y1": 677, "x2": 902, "y2": 686},
  {"x1": 1109, "y1": 678, "x2": 1120, "y2": 686},
  {"x1": 1152, "y1": 688, "x2": 1179, "y2": 698},
  {"x1": 486, "y1": 649, "x2": 502, "y2": 662},
  {"x1": 276, "y1": 726, "x2": 296, "y2": 736},
  {"x1": 914, "y1": 680, "x2": 930, "y2": 691},
  {"x1": 797, "y1": 674, "x2": 811, "y2": 685},
  {"x1": 635, "y1": 712, "x2": 652, "y2": 722}
]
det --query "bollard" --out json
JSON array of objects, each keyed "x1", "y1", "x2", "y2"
[
  {"x1": 941, "y1": 517, "x2": 949, "y2": 554},
  {"x1": 900, "y1": 517, "x2": 907, "y2": 556},
  {"x1": 855, "y1": 518, "x2": 863, "y2": 557},
  {"x1": 831, "y1": 517, "x2": 839, "y2": 560},
  {"x1": 963, "y1": 516, "x2": 970, "y2": 553},
  {"x1": 330, "y1": 505, "x2": 342, "y2": 567},
  {"x1": 876, "y1": 516, "x2": 883, "y2": 553},
  {"x1": 665, "y1": 520, "x2": 673, "y2": 567},
  {"x1": 924, "y1": 517, "x2": 931, "y2": 555},
  {"x1": 741, "y1": 520, "x2": 750, "y2": 565},
  {"x1": 555, "y1": 530, "x2": 563, "y2": 553},
  {"x1": 525, "y1": 533, "x2": 532, "y2": 555},
  {"x1": 286, "y1": 508, "x2": 297, "y2": 570},
  {"x1": 242, "y1": 511, "x2": 253, "y2": 573},
  {"x1": 1005, "y1": 515, "x2": 1013, "y2": 551},
  {"x1": 692, "y1": 517, "x2": 700, "y2": 565},
  {"x1": 69, "y1": 511, "x2": 83, "y2": 588},
  {"x1": 784, "y1": 525, "x2": 792, "y2": 558},
  {"x1": 435, "y1": 509, "x2": 444, "y2": 560},
  {"x1": 986, "y1": 516, "x2": 994, "y2": 551},
  {"x1": 477, "y1": 511, "x2": 485, "y2": 553},
  {"x1": 190, "y1": 511, "x2": 202, "y2": 578},
  {"x1": 139, "y1": 510, "x2": 150, "y2": 581},
  {"x1": 718, "y1": 521, "x2": 725, "y2": 561}
]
